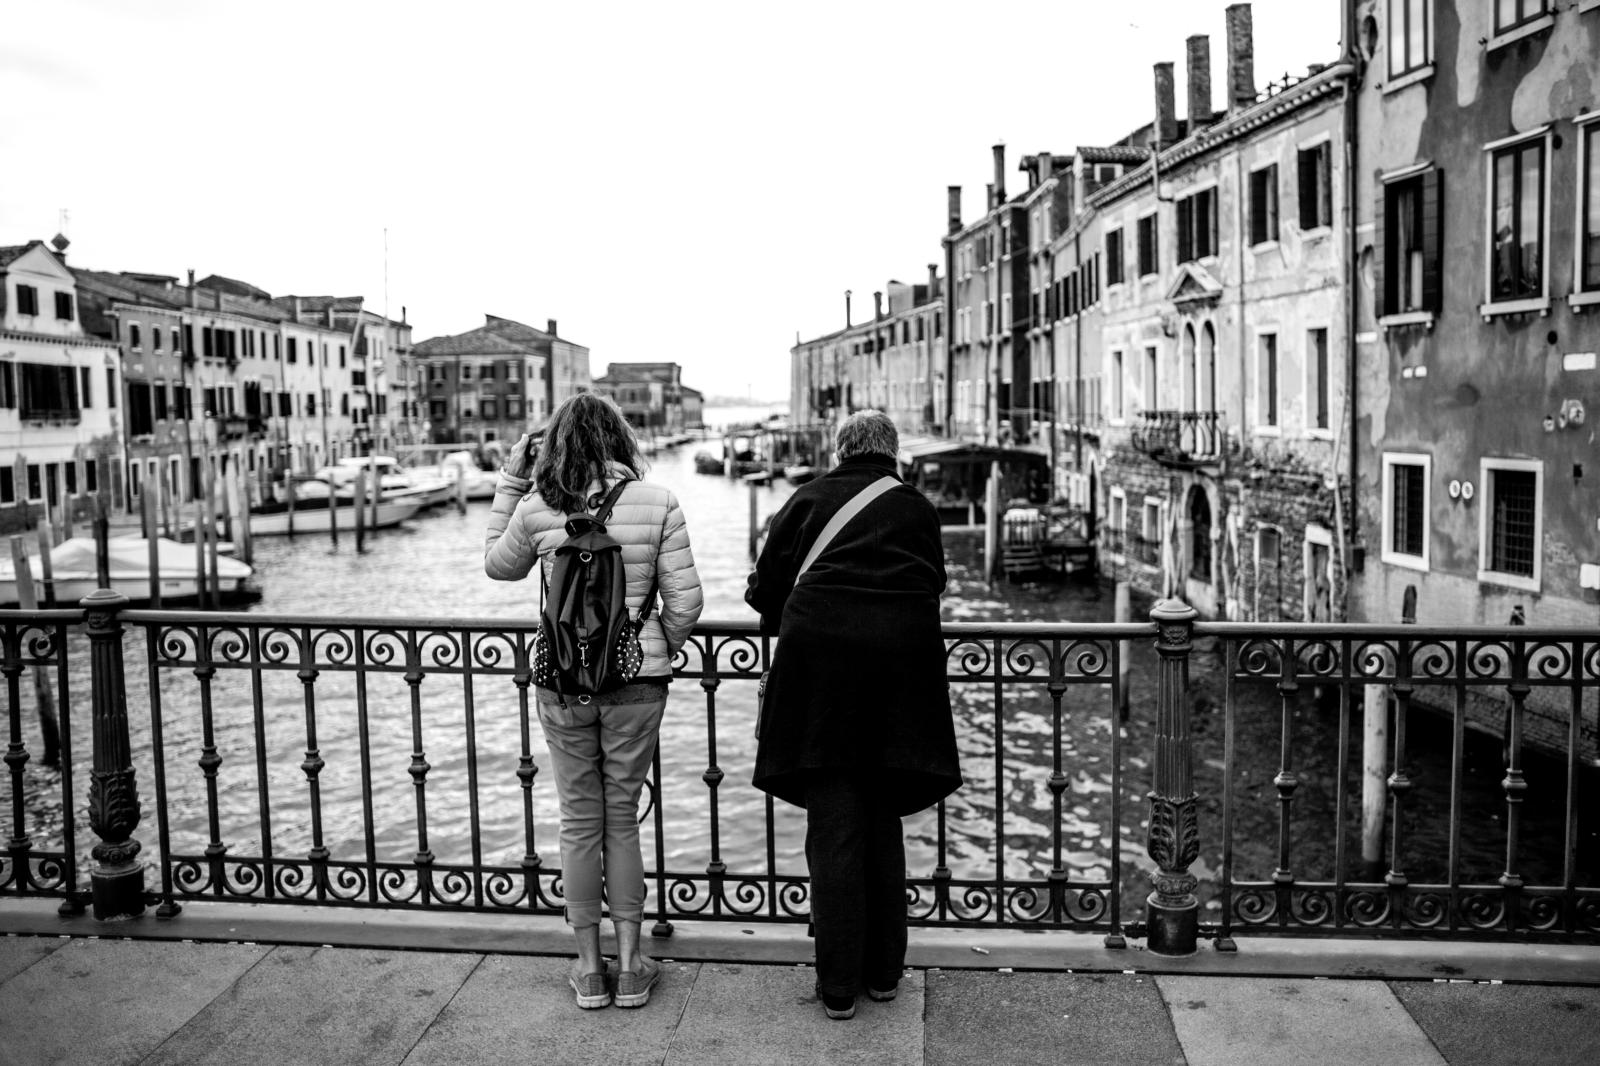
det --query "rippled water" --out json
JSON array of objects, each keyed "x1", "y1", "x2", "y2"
[{"x1": 10, "y1": 412, "x2": 1594, "y2": 911}]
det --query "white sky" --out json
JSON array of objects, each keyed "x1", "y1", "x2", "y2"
[{"x1": 2, "y1": 0, "x2": 1338, "y2": 403}]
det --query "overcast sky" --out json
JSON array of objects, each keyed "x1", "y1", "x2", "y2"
[{"x1": 3, "y1": 0, "x2": 1338, "y2": 402}]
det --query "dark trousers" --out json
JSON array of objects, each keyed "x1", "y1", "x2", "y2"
[{"x1": 804, "y1": 772, "x2": 908, "y2": 998}]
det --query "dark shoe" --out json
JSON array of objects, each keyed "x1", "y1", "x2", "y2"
[
  {"x1": 614, "y1": 958, "x2": 660, "y2": 1008},
  {"x1": 821, "y1": 991, "x2": 856, "y2": 1020},
  {"x1": 569, "y1": 970, "x2": 611, "y2": 1010},
  {"x1": 866, "y1": 982, "x2": 898, "y2": 1002}
]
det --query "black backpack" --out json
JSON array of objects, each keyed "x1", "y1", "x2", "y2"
[{"x1": 533, "y1": 479, "x2": 657, "y2": 701}]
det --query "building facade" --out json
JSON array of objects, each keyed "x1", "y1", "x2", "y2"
[
  {"x1": 592, "y1": 362, "x2": 693, "y2": 435},
  {"x1": 413, "y1": 315, "x2": 590, "y2": 454},
  {"x1": 1351, "y1": 0, "x2": 1600, "y2": 636},
  {"x1": 0, "y1": 240, "x2": 123, "y2": 532}
]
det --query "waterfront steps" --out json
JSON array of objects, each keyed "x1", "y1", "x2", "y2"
[{"x1": 2, "y1": 900, "x2": 1597, "y2": 1066}]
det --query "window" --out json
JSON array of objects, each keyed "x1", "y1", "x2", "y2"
[
  {"x1": 482, "y1": 397, "x2": 498, "y2": 420},
  {"x1": 339, "y1": 345, "x2": 346, "y2": 368},
  {"x1": 1256, "y1": 333, "x2": 1278, "y2": 429},
  {"x1": 172, "y1": 327, "x2": 181, "y2": 353},
  {"x1": 1494, "y1": 0, "x2": 1547, "y2": 33},
  {"x1": 1379, "y1": 168, "x2": 1442, "y2": 318},
  {"x1": 1387, "y1": 0, "x2": 1431, "y2": 79},
  {"x1": 106, "y1": 368, "x2": 117, "y2": 408},
  {"x1": 85, "y1": 459, "x2": 97, "y2": 493},
  {"x1": 15, "y1": 284, "x2": 38, "y2": 315},
  {"x1": 1381, "y1": 453, "x2": 1430, "y2": 569},
  {"x1": 1136, "y1": 215, "x2": 1159, "y2": 277},
  {"x1": 79, "y1": 367, "x2": 91, "y2": 408},
  {"x1": 462, "y1": 363, "x2": 473, "y2": 381},
  {"x1": 153, "y1": 381, "x2": 169, "y2": 421},
  {"x1": 1479, "y1": 459, "x2": 1541, "y2": 589},
  {"x1": 287, "y1": 337, "x2": 298, "y2": 363},
  {"x1": 1308, "y1": 328, "x2": 1330, "y2": 433},
  {"x1": 1111, "y1": 349, "x2": 1126, "y2": 420},
  {"x1": 127, "y1": 381, "x2": 154, "y2": 435},
  {"x1": 1176, "y1": 187, "x2": 1218, "y2": 263},
  {"x1": 1143, "y1": 344, "x2": 1158, "y2": 410},
  {"x1": 0, "y1": 469, "x2": 11, "y2": 505},
  {"x1": 18, "y1": 362, "x2": 81, "y2": 421},
  {"x1": 130, "y1": 323, "x2": 142, "y2": 349},
  {"x1": 64, "y1": 461, "x2": 76, "y2": 496},
  {"x1": 1582, "y1": 117, "x2": 1600, "y2": 297},
  {"x1": 1297, "y1": 142, "x2": 1333, "y2": 230},
  {"x1": 54, "y1": 292, "x2": 74, "y2": 321},
  {"x1": 26, "y1": 464, "x2": 42, "y2": 502},
  {"x1": 152, "y1": 327, "x2": 162, "y2": 352},
  {"x1": 1107, "y1": 228, "x2": 1125, "y2": 285},
  {"x1": 1487, "y1": 133, "x2": 1547, "y2": 307},
  {"x1": 1249, "y1": 165, "x2": 1279, "y2": 245}
]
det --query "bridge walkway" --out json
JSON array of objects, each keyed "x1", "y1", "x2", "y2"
[{"x1": 2, "y1": 900, "x2": 1597, "y2": 1065}]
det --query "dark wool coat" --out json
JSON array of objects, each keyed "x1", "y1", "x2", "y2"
[{"x1": 746, "y1": 453, "x2": 960, "y2": 816}]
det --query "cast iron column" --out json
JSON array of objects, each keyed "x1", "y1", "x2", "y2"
[
  {"x1": 83, "y1": 588, "x2": 145, "y2": 919},
  {"x1": 1145, "y1": 598, "x2": 1199, "y2": 955}
]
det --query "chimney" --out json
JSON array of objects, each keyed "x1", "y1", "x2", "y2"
[
  {"x1": 1186, "y1": 35, "x2": 1212, "y2": 135},
  {"x1": 1154, "y1": 62, "x2": 1178, "y2": 147},
  {"x1": 187, "y1": 269, "x2": 197, "y2": 308},
  {"x1": 928, "y1": 263, "x2": 939, "y2": 293},
  {"x1": 845, "y1": 289, "x2": 853, "y2": 328},
  {"x1": 947, "y1": 186, "x2": 962, "y2": 234},
  {"x1": 1225, "y1": 3, "x2": 1256, "y2": 113},
  {"x1": 991, "y1": 143, "x2": 1006, "y2": 205},
  {"x1": 401, "y1": 305, "x2": 407, "y2": 324},
  {"x1": 873, "y1": 291, "x2": 883, "y2": 322},
  {"x1": 547, "y1": 318, "x2": 558, "y2": 335},
  {"x1": 986, "y1": 183, "x2": 996, "y2": 211},
  {"x1": 292, "y1": 296, "x2": 303, "y2": 321}
]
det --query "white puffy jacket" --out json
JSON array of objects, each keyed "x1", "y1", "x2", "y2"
[{"x1": 484, "y1": 461, "x2": 704, "y2": 682}]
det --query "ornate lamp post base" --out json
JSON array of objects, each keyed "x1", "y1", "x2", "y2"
[{"x1": 91, "y1": 857, "x2": 146, "y2": 920}]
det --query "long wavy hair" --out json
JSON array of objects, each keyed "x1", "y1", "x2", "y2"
[{"x1": 531, "y1": 393, "x2": 646, "y2": 512}]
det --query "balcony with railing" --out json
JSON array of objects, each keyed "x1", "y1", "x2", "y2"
[
  {"x1": 3, "y1": 597, "x2": 1597, "y2": 955},
  {"x1": 1129, "y1": 410, "x2": 1223, "y2": 466}
]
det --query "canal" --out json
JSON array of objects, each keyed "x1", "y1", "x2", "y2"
[{"x1": 10, "y1": 407, "x2": 1596, "y2": 922}]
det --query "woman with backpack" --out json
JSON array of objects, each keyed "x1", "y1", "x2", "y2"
[{"x1": 485, "y1": 393, "x2": 703, "y2": 1010}]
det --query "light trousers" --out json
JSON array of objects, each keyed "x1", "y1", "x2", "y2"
[{"x1": 536, "y1": 681, "x2": 668, "y2": 928}]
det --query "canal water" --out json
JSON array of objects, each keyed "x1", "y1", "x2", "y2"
[{"x1": 11, "y1": 406, "x2": 1595, "y2": 920}]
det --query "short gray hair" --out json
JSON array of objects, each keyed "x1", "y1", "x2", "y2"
[{"x1": 835, "y1": 409, "x2": 899, "y2": 460}]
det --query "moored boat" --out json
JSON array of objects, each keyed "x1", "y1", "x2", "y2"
[
  {"x1": 250, "y1": 480, "x2": 426, "y2": 536},
  {"x1": 0, "y1": 536, "x2": 258, "y2": 607}
]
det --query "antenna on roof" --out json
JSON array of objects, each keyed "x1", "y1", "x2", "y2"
[{"x1": 51, "y1": 208, "x2": 70, "y2": 256}]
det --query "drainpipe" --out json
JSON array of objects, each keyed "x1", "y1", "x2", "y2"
[{"x1": 1342, "y1": 0, "x2": 1362, "y2": 599}]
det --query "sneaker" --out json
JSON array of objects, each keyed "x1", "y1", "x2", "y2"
[
  {"x1": 614, "y1": 958, "x2": 661, "y2": 1009},
  {"x1": 866, "y1": 982, "x2": 898, "y2": 1002},
  {"x1": 568, "y1": 970, "x2": 611, "y2": 1010},
  {"x1": 821, "y1": 991, "x2": 856, "y2": 1020}
]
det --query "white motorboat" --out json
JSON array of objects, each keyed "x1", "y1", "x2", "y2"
[
  {"x1": 0, "y1": 536, "x2": 258, "y2": 607},
  {"x1": 418, "y1": 450, "x2": 497, "y2": 501},
  {"x1": 249, "y1": 479, "x2": 427, "y2": 536},
  {"x1": 316, "y1": 456, "x2": 455, "y2": 509}
]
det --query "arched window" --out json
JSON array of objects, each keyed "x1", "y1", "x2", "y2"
[{"x1": 1188, "y1": 486, "x2": 1212, "y2": 582}]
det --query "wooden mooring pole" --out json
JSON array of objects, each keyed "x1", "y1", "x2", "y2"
[{"x1": 9, "y1": 536, "x2": 61, "y2": 768}]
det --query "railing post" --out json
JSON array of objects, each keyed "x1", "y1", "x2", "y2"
[
  {"x1": 1145, "y1": 597, "x2": 1199, "y2": 956},
  {"x1": 82, "y1": 589, "x2": 145, "y2": 920}
]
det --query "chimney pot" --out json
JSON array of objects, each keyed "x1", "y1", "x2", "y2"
[
  {"x1": 845, "y1": 290, "x2": 853, "y2": 328},
  {"x1": 1186, "y1": 35, "x2": 1212, "y2": 135},
  {"x1": 992, "y1": 144, "x2": 1006, "y2": 204},
  {"x1": 1153, "y1": 62, "x2": 1178, "y2": 147},
  {"x1": 1225, "y1": 3, "x2": 1256, "y2": 113},
  {"x1": 547, "y1": 318, "x2": 558, "y2": 335},
  {"x1": 187, "y1": 269, "x2": 197, "y2": 308},
  {"x1": 928, "y1": 263, "x2": 938, "y2": 293}
]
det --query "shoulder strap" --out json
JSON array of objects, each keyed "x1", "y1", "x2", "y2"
[
  {"x1": 591, "y1": 478, "x2": 632, "y2": 522},
  {"x1": 796, "y1": 475, "x2": 899, "y2": 580}
]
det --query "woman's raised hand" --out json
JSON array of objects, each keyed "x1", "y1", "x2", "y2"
[{"x1": 505, "y1": 433, "x2": 536, "y2": 479}]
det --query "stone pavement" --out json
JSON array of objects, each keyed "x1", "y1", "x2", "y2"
[{"x1": 2, "y1": 902, "x2": 1598, "y2": 1066}]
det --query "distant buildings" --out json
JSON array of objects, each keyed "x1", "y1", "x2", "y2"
[
  {"x1": 411, "y1": 315, "x2": 590, "y2": 456},
  {"x1": 592, "y1": 362, "x2": 691, "y2": 436},
  {"x1": 789, "y1": 0, "x2": 1600, "y2": 630}
]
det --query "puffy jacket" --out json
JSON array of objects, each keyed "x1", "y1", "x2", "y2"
[{"x1": 484, "y1": 461, "x2": 704, "y2": 682}]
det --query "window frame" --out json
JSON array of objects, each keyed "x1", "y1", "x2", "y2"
[
  {"x1": 1142, "y1": 343, "x2": 1159, "y2": 412},
  {"x1": 1254, "y1": 330, "x2": 1280, "y2": 434},
  {"x1": 1175, "y1": 183, "x2": 1220, "y2": 264},
  {"x1": 1380, "y1": 451, "x2": 1432, "y2": 572},
  {"x1": 1296, "y1": 136, "x2": 1334, "y2": 234},
  {"x1": 1477, "y1": 457, "x2": 1542, "y2": 592},
  {"x1": 1249, "y1": 163, "x2": 1280, "y2": 248},
  {"x1": 1481, "y1": 126, "x2": 1552, "y2": 318},
  {"x1": 1136, "y1": 211, "x2": 1160, "y2": 279},
  {"x1": 1109, "y1": 347, "x2": 1127, "y2": 423},
  {"x1": 1488, "y1": 0, "x2": 1553, "y2": 51},
  {"x1": 1106, "y1": 226, "x2": 1126, "y2": 286},
  {"x1": 15, "y1": 284, "x2": 39, "y2": 316},
  {"x1": 54, "y1": 291, "x2": 75, "y2": 322},
  {"x1": 1378, "y1": 162, "x2": 1443, "y2": 327},
  {"x1": 1305, "y1": 326, "x2": 1333, "y2": 439},
  {"x1": 1572, "y1": 111, "x2": 1600, "y2": 310},
  {"x1": 1385, "y1": 0, "x2": 1434, "y2": 86}
]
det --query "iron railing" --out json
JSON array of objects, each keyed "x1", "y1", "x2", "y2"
[{"x1": 3, "y1": 596, "x2": 1597, "y2": 953}]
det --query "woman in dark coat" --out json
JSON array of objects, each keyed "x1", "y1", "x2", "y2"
[{"x1": 746, "y1": 409, "x2": 960, "y2": 1021}]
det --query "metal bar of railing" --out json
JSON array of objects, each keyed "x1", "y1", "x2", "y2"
[{"x1": 354, "y1": 625, "x2": 377, "y2": 904}]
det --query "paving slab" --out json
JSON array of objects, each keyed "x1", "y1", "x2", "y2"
[
  {"x1": 925, "y1": 969, "x2": 1184, "y2": 1066},
  {"x1": 667, "y1": 962, "x2": 923, "y2": 1065},
  {"x1": 0, "y1": 934, "x2": 65, "y2": 983},
  {"x1": 1389, "y1": 980, "x2": 1600, "y2": 1066},
  {"x1": 0, "y1": 938, "x2": 270, "y2": 1066},
  {"x1": 140, "y1": 945, "x2": 479, "y2": 1066},
  {"x1": 401, "y1": 954, "x2": 697, "y2": 1066},
  {"x1": 1158, "y1": 975, "x2": 1447, "y2": 1066}
]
